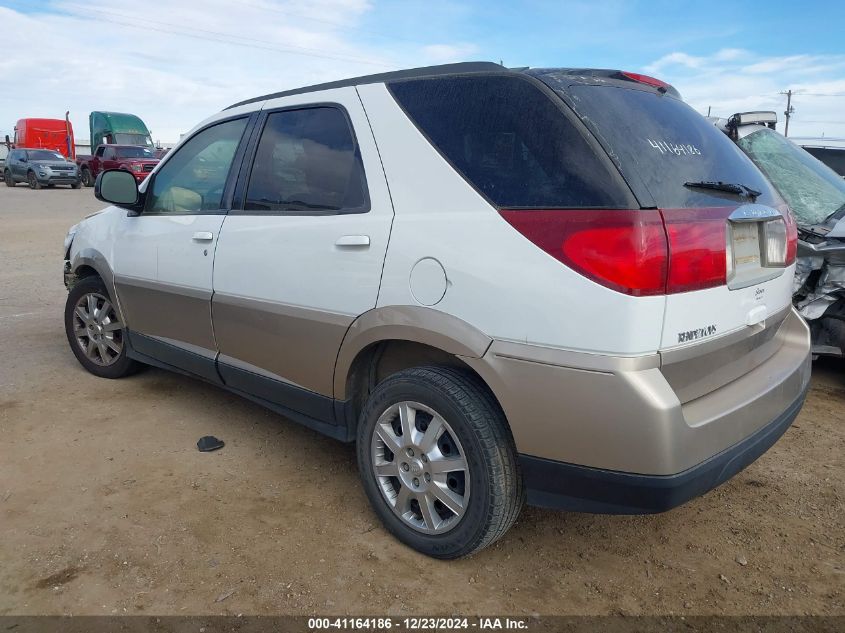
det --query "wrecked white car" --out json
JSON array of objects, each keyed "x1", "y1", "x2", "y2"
[{"x1": 713, "y1": 112, "x2": 845, "y2": 357}]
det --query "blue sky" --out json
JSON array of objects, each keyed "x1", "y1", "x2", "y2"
[{"x1": 1, "y1": 0, "x2": 844, "y2": 142}]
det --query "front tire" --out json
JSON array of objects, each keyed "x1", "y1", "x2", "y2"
[
  {"x1": 3, "y1": 170, "x2": 13, "y2": 187},
  {"x1": 27, "y1": 171, "x2": 41, "y2": 189},
  {"x1": 357, "y1": 366, "x2": 523, "y2": 558},
  {"x1": 71, "y1": 180, "x2": 82, "y2": 189},
  {"x1": 64, "y1": 276, "x2": 139, "y2": 379}
]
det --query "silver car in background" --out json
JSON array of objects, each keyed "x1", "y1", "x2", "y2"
[{"x1": 712, "y1": 112, "x2": 845, "y2": 357}]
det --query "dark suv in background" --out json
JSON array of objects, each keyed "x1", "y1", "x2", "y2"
[{"x1": 4, "y1": 148, "x2": 81, "y2": 189}]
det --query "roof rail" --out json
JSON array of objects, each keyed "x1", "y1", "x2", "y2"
[{"x1": 225, "y1": 61, "x2": 508, "y2": 110}]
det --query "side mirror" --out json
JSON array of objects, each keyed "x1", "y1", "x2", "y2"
[
  {"x1": 96, "y1": 169, "x2": 139, "y2": 208},
  {"x1": 19, "y1": 156, "x2": 27, "y2": 163}
]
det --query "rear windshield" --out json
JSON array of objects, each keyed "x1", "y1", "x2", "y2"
[
  {"x1": 115, "y1": 147, "x2": 156, "y2": 159},
  {"x1": 388, "y1": 75, "x2": 634, "y2": 208},
  {"x1": 539, "y1": 77, "x2": 780, "y2": 209},
  {"x1": 114, "y1": 133, "x2": 154, "y2": 148}
]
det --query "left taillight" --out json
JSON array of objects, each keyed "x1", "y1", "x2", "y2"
[
  {"x1": 498, "y1": 209, "x2": 669, "y2": 296},
  {"x1": 499, "y1": 207, "x2": 736, "y2": 296},
  {"x1": 662, "y1": 207, "x2": 730, "y2": 293}
]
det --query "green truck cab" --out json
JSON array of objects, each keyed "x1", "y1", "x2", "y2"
[{"x1": 89, "y1": 112, "x2": 154, "y2": 150}]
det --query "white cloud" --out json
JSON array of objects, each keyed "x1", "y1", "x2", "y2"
[
  {"x1": 642, "y1": 49, "x2": 845, "y2": 137},
  {"x1": 421, "y1": 43, "x2": 480, "y2": 63},
  {"x1": 0, "y1": 1, "x2": 475, "y2": 143}
]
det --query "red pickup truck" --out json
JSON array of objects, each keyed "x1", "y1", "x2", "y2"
[{"x1": 77, "y1": 144, "x2": 159, "y2": 187}]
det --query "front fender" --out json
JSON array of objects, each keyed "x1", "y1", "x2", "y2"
[{"x1": 70, "y1": 248, "x2": 126, "y2": 323}]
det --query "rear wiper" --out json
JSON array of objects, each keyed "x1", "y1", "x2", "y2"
[{"x1": 684, "y1": 180, "x2": 762, "y2": 201}]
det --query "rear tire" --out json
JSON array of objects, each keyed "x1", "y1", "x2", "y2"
[
  {"x1": 357, "y1": 366, "x2": 523, "y2": 559},
  {"x1": 3, "y1": 170, "x2": 13, "y2": 187},
  {"x1": 64, "y1": 276, "x2": 139, "y2": 379},
  {"x1": 27, "y1": 171, "x2": 41, "y2": 189}
]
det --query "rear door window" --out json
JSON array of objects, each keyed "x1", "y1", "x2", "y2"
[
  {"x1": 536, "y1": 74, "x2": 780, "y2": 209},
  {"x1": 388, "y1": 75, "x2": 635, "y2": 209},
  {"x1": 243, "y1": 107, "x2": 369, "y2": 214}
]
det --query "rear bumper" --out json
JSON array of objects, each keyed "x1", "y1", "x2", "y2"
[
  {"x1": 463, "y1": 307, "x2": 812, "y2": 505},
  {"x1": 520, "y1": 385, "x2": 807, "y2": 513}
]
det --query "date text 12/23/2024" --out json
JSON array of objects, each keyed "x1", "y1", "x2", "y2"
[{"x1": 308, "y1": 617, "x2": 529, "y2": 630}]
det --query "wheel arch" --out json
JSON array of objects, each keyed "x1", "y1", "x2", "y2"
[
  {"x1": 70, "y1": 249, "x2": 125, "y2": 323},
  {"x1": 334, "y1": 306, "x2": 502, "y2": 429}
]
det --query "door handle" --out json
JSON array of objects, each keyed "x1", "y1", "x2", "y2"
[
  {"x1": 335, "y1": 235, "x2": 370, "y2": 247},
  {"x1": 192, "y1": 231, "x2": 214, "y2": 241}
]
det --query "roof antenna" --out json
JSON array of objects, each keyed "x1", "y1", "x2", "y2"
[{"x1": 500, "y1": 59, "x2": 504, "y2": 66}]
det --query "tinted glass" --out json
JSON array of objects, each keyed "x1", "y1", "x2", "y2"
[
  {"x1": 388, "y1": 75, "x2": 633, "y2": 208},
  {"x1": 27, "y1": 150, "x2": 64, "y2": 161},
  {"x1": 114, "y1": 133, "x2": 154, "y2": 148},
  {"x1": 146, "y1": 118, "x2": 247, "y2": 214},
  {"x1": 541, "y1": 78, "x2": 780, "y2": 208},
  {"x1": 244, "y1": 107, "x2": 368, "y2": 214},
  {"x1": 738, "y1": 129, "x2": 845, "y2": 225},
  {"x1": 803, "y1": 147, "x2": 845, "y2": 177},
  {"x1": 116, "y1": 147, "x2": 156, "y2": 159}
]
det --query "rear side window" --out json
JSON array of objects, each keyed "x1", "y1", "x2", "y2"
[
  {"x1": 244, "y1": 107, "x2": 369, "y2": 214},
  {"x1": 388, "y1": 75, "x2": 634, "y2": 209},
  {"x1": 539, "y1": 76, "x2": 780, "y2": 208}
]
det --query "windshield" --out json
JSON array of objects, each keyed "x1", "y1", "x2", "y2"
[
  {"x1": 115, "y1": 147, "x2": 156, "y2": 159},
  {"x1": 27, "y1": 150, "x2": 65, "y2": 161},
  {"x1": 738, "y1": 129, "x2": 845, "y2": 225},
  {"x1": 114, "y1": 133, "x2": 154, "y2": 148}
]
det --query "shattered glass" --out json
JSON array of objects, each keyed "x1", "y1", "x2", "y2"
[{"x1": 737, "y1": 129, "x2": 845, "y2": 226}]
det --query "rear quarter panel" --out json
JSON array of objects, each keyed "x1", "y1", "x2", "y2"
[{"x1": 357, "y1": 83, "x2": 666, "y2": 355}]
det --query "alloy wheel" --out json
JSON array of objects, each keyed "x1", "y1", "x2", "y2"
[
  {"x1": 71, "y1": 292, "x2": 124, "y2": 366},
  {"x1": 370, "y1": 401, "x2": 470, "y2": 534}
]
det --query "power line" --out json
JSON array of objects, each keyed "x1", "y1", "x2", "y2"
[
  {"x1": 233, "y1": 0, "x2": 430, "y2": 47},
  {"x1": 55, "y1": 3, "x2": 395, "y2": 68}
]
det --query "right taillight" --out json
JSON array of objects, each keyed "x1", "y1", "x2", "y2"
[
  {"x1": 784, "y1": 207, "x2": 798, "y2": 265},
  {"x1": 762, "y1": 218, "x2": 788, "y2": 266},
  {"x1": 760, "y1": 205, "x2": 797, "y2": 267}
]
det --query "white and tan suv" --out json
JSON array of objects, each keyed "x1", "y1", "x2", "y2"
[{"x1": 63, "y1": 62, "x2": 812, "y2": 558}]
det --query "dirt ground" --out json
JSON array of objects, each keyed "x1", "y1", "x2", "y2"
[{"x1": 0, "y1": 184, "x2": 842, "y2": 617}]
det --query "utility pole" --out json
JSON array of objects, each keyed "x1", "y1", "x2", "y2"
[{"x1": 780, "y1": 90, "x2": 795, "y2": 137}]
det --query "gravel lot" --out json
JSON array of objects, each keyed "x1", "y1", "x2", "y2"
[{"x1": 0, "y1": 184, "x2": 842, "y2": 617}]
